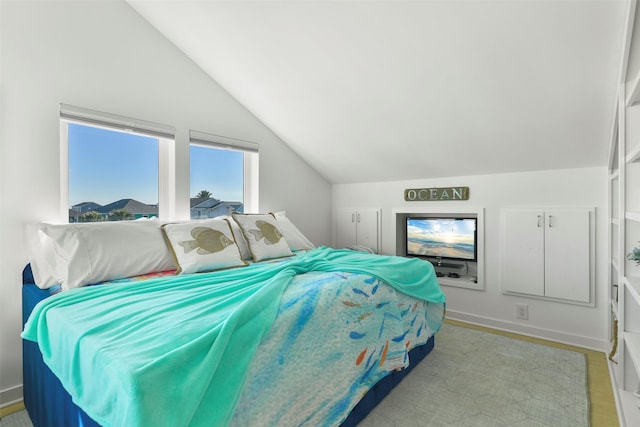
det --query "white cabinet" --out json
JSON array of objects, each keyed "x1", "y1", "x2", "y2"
[
  {"x1": 336, "y1": 208, "x2": 381, "y2": 253},
  {"x1": 502, "y1": 210, "x2": 545, "y2": 296},
  {"x1": 502, "y1": 208, "x2": 593, "y2": 304}
]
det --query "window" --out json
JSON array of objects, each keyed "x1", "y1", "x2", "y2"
[
  {"x1": 60, "y1": 104, "x2": 175, "y2": 223},
  {"x1": 60, "y1": 105, "x2": 257, "y2": 224},
  {"x1": 189, "y1": 131, "x2": 259, "y2": 219}
]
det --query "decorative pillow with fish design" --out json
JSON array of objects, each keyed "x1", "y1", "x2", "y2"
[
  {"x1": 161, "y1": 219, "x2": 247, "y2": 274},
  {"x1": 231, "y1": 213, "x2": 294, "y2": 262},
  {"x1": 213, "y1": 215, "x2": 252, "y2": 260}
]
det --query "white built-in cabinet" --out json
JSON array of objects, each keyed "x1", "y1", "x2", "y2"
[
  {"x1": 502, "y1": 208, "x2": 594, "y2": 304},
  {"x1": 609, "y1": 2, "x2": 640, "y2": 425},
  {"x1": 335, "y1": 208, "x2": 381, "y2": 253}
]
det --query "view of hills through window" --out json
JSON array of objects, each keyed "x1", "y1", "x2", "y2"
[{"x1": 68, "y1": 123, "x2": 244, "y2": 222}]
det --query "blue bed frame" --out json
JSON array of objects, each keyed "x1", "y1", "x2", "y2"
[{"x1": 21, "y1": 265, "x2": 435, "y2": 427}]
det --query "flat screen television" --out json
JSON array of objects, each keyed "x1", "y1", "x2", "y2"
[{"x1": 405, "y1": 217, "x2": 477, "y2": 262}]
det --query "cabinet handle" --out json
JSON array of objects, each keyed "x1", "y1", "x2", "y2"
[
  {"x1": 537, "y1": 215, "x2": 542, "y2": 228},
  {"x1": 352, "y1": 213, "x2": 355, "y2": 223},
  {"x1": 548, "y1": 215, "x2": 553, "y2": 228},
  {"x1": 357, "y1": 213, "x2": 361, "y2": 223}
]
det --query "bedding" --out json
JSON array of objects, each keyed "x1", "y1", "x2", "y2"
[
  {"x1": 231, "y1": 212, "x2": 294, "y2": 261},
  {"x1": 22, "y1": 246, "x2": 444, "y2": 426},
  {"x1": 273, "y1": 211, "x2": 316, "y2": 251},
  {"x1": 161, "y1": 218, "x2": 247, "y2": 274},
  {"x1": 25, "y1": 223, "x2": 62, "y2": 289},
  {"x1": 212, "y1": 215, "x2": 253, "y2": 260},
  {"x1": 231, "y1": 270, "x2": 444, "y2": 426},
  {"x1": 33, "y1": 219, "x2": 175, "y2": 289}
]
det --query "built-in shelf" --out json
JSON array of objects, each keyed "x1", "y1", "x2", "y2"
[
  {"x1": 618, "y1": 388, "x2": 640, "y2": 427},
  {"x1": 605, "y1": 6, "x2": 640, "y2": 423},
  {"x1": 611, "y1": 169, "x2": 620, "y2": 180},
  {"x1": 625, "y1": 276, "x2": 640, "y2": 307},
  {"x1": 627, "y1": 70, "x2": 640, "y2": 106},
  {"x1": 626, "y1": 144, "x2": 640, "y2": 164},
  {"x1": 624, "y1": 332, "x2": 640, "y2": 378},
  {"x1": 392, "y1": 207, "x2": 484, "y2": 291}
]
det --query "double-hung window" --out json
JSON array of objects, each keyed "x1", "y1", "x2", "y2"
[
  {"x1": 189, "y1": 130, "x2": 259, "y2": 219},
  {"x1": 60, "y1": 104, "x2": 175, "y2": 222}
]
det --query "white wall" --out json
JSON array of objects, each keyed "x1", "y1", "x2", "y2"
[
  {"x1": 333, "y1": 167, "x2": 609, "y2": 351},
  {"x1": 0, "y1": 0, "x2": 330, "y2": 406}
]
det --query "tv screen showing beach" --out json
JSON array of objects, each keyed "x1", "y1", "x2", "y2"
[{"x1": 406, "y1": 218, "x2": 476, "y2": 261}]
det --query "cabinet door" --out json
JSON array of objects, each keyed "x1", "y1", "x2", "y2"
[
  {"x1": 336, "y1": 209, "x2": 358, "y2": 249},
  {"x1": 544, "y1": 209, "x2": 590, "y2": 302},
  {"x1": 355, "y1": 209, "x2": 379, "y2": 253},
  {"x1": 502, "y1": 210, "x2": 545, "y2": 296}
]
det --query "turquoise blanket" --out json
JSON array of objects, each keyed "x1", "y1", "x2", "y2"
[{"x1": 22, "y1": 247, "x2": 444, "y2": 427}]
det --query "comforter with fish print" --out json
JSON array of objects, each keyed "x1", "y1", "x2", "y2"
[{"x1": 22, "y1": 247, "x2": 445, "y2": 427}]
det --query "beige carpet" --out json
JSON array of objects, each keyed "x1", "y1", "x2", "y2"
[
  {"x1": 0, "y1": 407, "x2": 30, "y2": 427},
  {"x1": 360, "y1": 322, "x2": 590, "y2": 427}
]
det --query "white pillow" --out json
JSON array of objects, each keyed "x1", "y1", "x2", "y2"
[
  {"x1": 25, "y1": 223, "x2": 63, "y2": 289},
  {"x1": 41, "y1": 219, "x2": 176, "y2": 289},
  {"x1": 231, "y1": 213, "x2": 293, "y2": 262},
  {"x1": 273, "y1": 212, "x2": 315, "y2": 251},
  {"x1": 161, "y1": 219, "x2": 247, "y2": 274}
]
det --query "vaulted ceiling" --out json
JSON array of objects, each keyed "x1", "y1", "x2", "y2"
[{"x1": 128, "y1": 0, "x2": 627, "y2": 184}]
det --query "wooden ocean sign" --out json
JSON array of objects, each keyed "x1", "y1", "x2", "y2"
[{"x1": 404, "y1": 186, "x2": 469, "y2": 201}]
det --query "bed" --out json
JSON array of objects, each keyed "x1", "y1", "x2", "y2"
[{"x1": 21, "y1": 214, "x2": 445, "y2": 427}]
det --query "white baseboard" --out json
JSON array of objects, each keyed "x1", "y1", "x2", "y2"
[
  {"x1": 608, "y1": 359, "x2": 625, "y2": 427},
  {"x1": 0, "y1": 384, "x2": 23, "y2": 408},
  {"x1": 446, "y1": 309, "x2": 610, "y2": 352}
]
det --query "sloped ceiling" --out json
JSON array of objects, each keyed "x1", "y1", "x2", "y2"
[{"x1": 128, "y1": 0, "x2": 626, "y2": 184}]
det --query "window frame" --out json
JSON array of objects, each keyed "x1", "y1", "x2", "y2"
[
  {"x1": 188, "y1": 130, "x2": 259, "y2": 215},
  {"x1": 60, "y1": 104, "x2": 175, "y2": 222}
]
